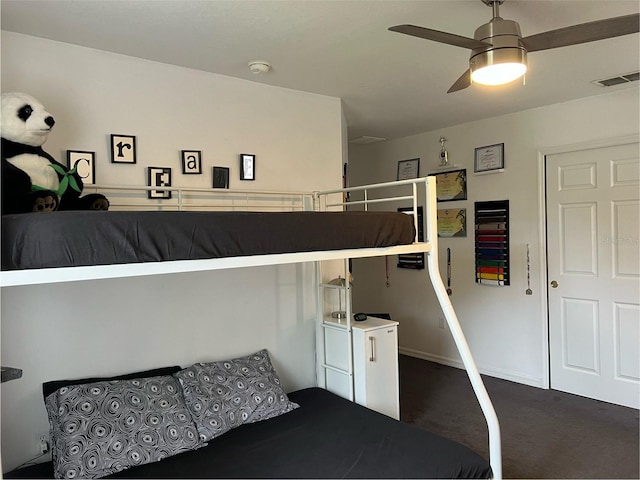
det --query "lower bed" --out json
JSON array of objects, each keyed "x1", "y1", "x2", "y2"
[{"x1": 7, "y1": 387, "x2": 491, "y2": 479}]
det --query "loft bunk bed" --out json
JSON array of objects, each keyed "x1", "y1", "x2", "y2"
[{"x1": 0, "y1": 177, "x2": 502, "y2": 479}]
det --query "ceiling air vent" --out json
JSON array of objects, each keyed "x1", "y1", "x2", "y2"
[
  {"x1": 349, "y1": 136, "x2": 386, "y2": 145},
  {"x1": 592, "y1": 71, "x2": 639, "y2": 87}
]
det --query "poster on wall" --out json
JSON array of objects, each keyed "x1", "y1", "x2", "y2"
[
  {"x1": 181, "y1": 150, "x2": 202, "y2": 174},
  {"x1": 474, "y1": 143, "x2": 504, "y2": 173},
  {"x1": 147, "y1": 166, "x2": 172, "y2": 199},
  {"x1": 437, "y1": 208, "x2": 467, "y2": 237},
  {"x1": 212, "y1": 166, "x2": 230, "y2": 189},
  {"x1": 67, "y1": 150, "x2": 95, "y2": 185},
  {"x1": 397, "y1": 206, "x2": 424, "y2": 269},
  {"x1": 397, "y1": 158, "x2": 420, "y2": 180},
  {"x1": 429, "y1": 169, "x2": 467, "y2": 201},
  {"x1": 110, "y1": 134, "x2": 136, "y2": 164}
]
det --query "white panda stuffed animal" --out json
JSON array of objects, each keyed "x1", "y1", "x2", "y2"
[{"x1": 1, "y1": 92, "x2": 108, "y2": 214}]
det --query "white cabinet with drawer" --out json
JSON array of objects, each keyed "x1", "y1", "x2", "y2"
[{"x1": 324, "y1": 316, "x2": 399, "y2": 420}]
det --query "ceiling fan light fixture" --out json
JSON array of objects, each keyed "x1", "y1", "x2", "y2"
[
  {"x1": 470, "y1": 47, "x2": 527, "y2": 86},
  {"x1": 471, "y1": 62, "x2": 527, "y2": 85}
]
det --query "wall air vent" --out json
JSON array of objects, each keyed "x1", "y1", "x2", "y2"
[{"x1": 592, "y1": 71, "x2": 639, "y2": 87}]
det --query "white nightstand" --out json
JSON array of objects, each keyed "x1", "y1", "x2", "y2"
[{"x1": 324, "y1": 315, "x2": 400, "y2": 420}]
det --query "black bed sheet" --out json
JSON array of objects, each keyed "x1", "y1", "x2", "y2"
[
  {"x1": 6, "y1": 387, "x2": 490, "y2": 479},
  {"x1": 1, "y1": 210, "x2": 415, "y2": 271}
]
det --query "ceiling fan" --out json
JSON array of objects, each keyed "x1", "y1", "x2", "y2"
[{"x1": 389, "y1": 0, "x2": 640, "y2": 93}]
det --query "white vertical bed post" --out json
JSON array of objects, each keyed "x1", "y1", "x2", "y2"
[
  {"x1": 412, "y1": 181, "x2": 419, "y2": 243},
  {"x1": 313, "y1": 191, "x2": 325, "y2": 389},
  {"x1": 312, "y1": 191, "x2": 355, "y2": 401},
  {"x1": 343, "y1": 256, "x2": 355, "y2": 401},
  {"x1": 314, "y1": 257, "x2": 325, "y2": 389},
  {"x1": 423, "y1": 176, "x2": 502, "y2": 479}
]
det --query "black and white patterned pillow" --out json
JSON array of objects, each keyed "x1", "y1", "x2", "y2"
[
  {"x1": 45, "y1": 375, "x2": 203, "y2": 479},
  {"x1": 174, "y1": 349, "x2": 299, "y2": 442}
]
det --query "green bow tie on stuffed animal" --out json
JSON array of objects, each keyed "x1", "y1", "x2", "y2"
[{"x1": 31, "y1": 164, "x2": 82, "y2": 196}]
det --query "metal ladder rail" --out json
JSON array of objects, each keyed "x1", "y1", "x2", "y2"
[
  {"x1": 315, "y1": 178, "x2": 501, "y2": 477},
  {"x1": 312, "y1": 179, "x2": 423, "y2": 405},
  {"x1": 312, "y1": 191, "x2": 354, "y2": 400},
  {"x1": 423, "y1": 177, "x2": 503, "y2": 480}
]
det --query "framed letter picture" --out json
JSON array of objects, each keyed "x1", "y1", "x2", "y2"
[
  {"x1": 147, "y1": 167, "x2": 172, "y2": 199},
  {"x1": 67, "y1": 150, "x2": 96, "y2": 185},
  {"x1": 212, "y1": 166, "x2": 230, "y2": 189},
  {"x1": 181, "y1": 150, "x2": 202, "y2": 174},
  {"x1": 397, "y1": 158, "x2": 420, "y2": 180},
  {"x1": 240, "y1": 153, "x2": 255, "y2": 181},
  {"x1": 111, "y1": 134, "x2": 136, "y2": 164}
]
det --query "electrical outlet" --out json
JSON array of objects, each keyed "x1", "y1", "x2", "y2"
[
  {"x1": 438, "y1": 317, "x2": 445, "y2": 329},
  {"x1": 39, "y1": 435, "x2": 49, "y2": 454}
]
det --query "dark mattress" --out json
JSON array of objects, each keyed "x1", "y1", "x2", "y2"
[
  {"x1": 1, "y1": 210, "x2": 415, "y2": 271},
  {"x1": 6, "y1": 387, "x2": 491, "y2": 479}
]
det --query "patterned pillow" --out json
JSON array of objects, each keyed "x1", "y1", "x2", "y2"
[
  {"x1": 45, "y1": 375, "x2": 203, "y2": 479},
  {"x1": 174, "y1": 349, "x2": 299, "y2": 442}
]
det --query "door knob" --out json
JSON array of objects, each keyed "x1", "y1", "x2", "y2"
[{"x1": 550, "y1": 280, "x2": 558, "y2": 288}]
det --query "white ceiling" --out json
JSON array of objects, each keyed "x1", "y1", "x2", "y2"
[{"x1": 2, "y1": 0, "x2": 639, "y2": 141}]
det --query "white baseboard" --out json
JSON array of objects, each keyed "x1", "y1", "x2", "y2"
[{"x1": 399, "y1": 347, "x2": 546, "y2": 389}]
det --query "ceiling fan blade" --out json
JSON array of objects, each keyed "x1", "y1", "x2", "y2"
[
  {"x1": 522, "y1": 13, "x2": 640, "y2": 52},
  {"x1": 447, "y1": 69, "x2": 471, "y2": 93},
  {"x1": 389, "y1": 24, "x2": 491, "y2": 50}
]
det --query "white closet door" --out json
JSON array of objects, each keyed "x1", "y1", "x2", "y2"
[{"x1": 546, "y1": 141, "x2": 639, "y2": 408}]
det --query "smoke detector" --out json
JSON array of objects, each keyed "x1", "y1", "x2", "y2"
[{"x1": 248, "y1": 61, "x2": 272, "y2": 74}]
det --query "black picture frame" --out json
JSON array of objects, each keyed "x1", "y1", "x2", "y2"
[
  {"x1": 147, "y1": 166, "x2": 172, "y2": 199},
  {"x1": 240, "y1": 153, "x2": 255, "y2": 181},
  {"x1": 110, "y1": 134, "x2": 136, "y2": 164},
  {"x1": 397, "y1": 158, "x2": 420, "y2": 180},
  {"x1": 212, "y1": 166, "x2": 230, "y2": 189},
  {"x1": 181, "y1": 150, "x2": 202, "y2": 174},
  {"x1": 397, "y1": 206, "x2": 424, "y2": 269},
  {"x1": 437, "y1": 208, "x2": 467, "y2": 238},
  {"x1": 67, "y1": 150, "x2": 96, "y2": 185},
  {"x1": 428, "y1": 168, "x2": 467, "y2": 202},
  {"x1": 474, "y1": 143, "x2": 504, "y2": 173}
]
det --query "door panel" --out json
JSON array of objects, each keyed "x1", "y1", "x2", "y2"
[
  {"x1": 614, "y1": 201, "x2": 640, "y2": 277},
  {"x1": 547, "y1": 141, "x2": 639, "y2": 408},
  {"x1": 562, "y1": 298, "x2": 599, "y2": 373},
  {"x1": 616, "y1": 303, "x2": 640, "y2": 381},
  {"x1": 559, "y1": 203, "x2": 597, "y2": 275}
]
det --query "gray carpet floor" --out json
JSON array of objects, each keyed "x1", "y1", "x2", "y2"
[{"x1": 399, "y1": 355, "x2": 639, "y2": 479}]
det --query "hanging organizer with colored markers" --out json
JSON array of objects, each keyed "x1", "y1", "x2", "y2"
[{"x1": 474, "y1": 200, "x2": 509, "y2": 286}]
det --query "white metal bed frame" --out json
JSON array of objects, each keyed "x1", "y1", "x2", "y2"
[{"x1": 0, "y1": 177, "x2": 501, "y2": 479}]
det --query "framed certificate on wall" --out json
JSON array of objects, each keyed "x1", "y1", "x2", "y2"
[
  {"x1": 429, "y1": 169, "x2": 467, "y2": 202},
  {"x1": 474, "y1": 143, "x2": 504, "y2": 173},
  {"x1": 397, "y1": 158, "x2": 420, "y2": 180}
]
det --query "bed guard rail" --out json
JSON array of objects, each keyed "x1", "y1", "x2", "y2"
[
  {"x1": 85, "y1": 184, "x2": 313, "y2": 211},
  {"x1": 316, "y1": 177, "x2": 502, "y2": 479},
  {"x1": 314, "y1": 177, "x2": 423, "y2": 244}
]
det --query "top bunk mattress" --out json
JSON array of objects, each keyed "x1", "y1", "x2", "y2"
[{"x1": 1, "y1": 210, "x2": 415, "y2": 271}]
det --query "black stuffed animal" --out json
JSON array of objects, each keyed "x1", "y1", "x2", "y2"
[{"x1": 1, "y1": 92, "x2": 109, "y2": 214}]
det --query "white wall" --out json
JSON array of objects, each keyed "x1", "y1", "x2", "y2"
[
  {"x1": 349, "y1": 86, "x2": 640, "y2": 387},
  {"x1": 0, "y1": 32, "x2": 343, "y2": 472}
]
